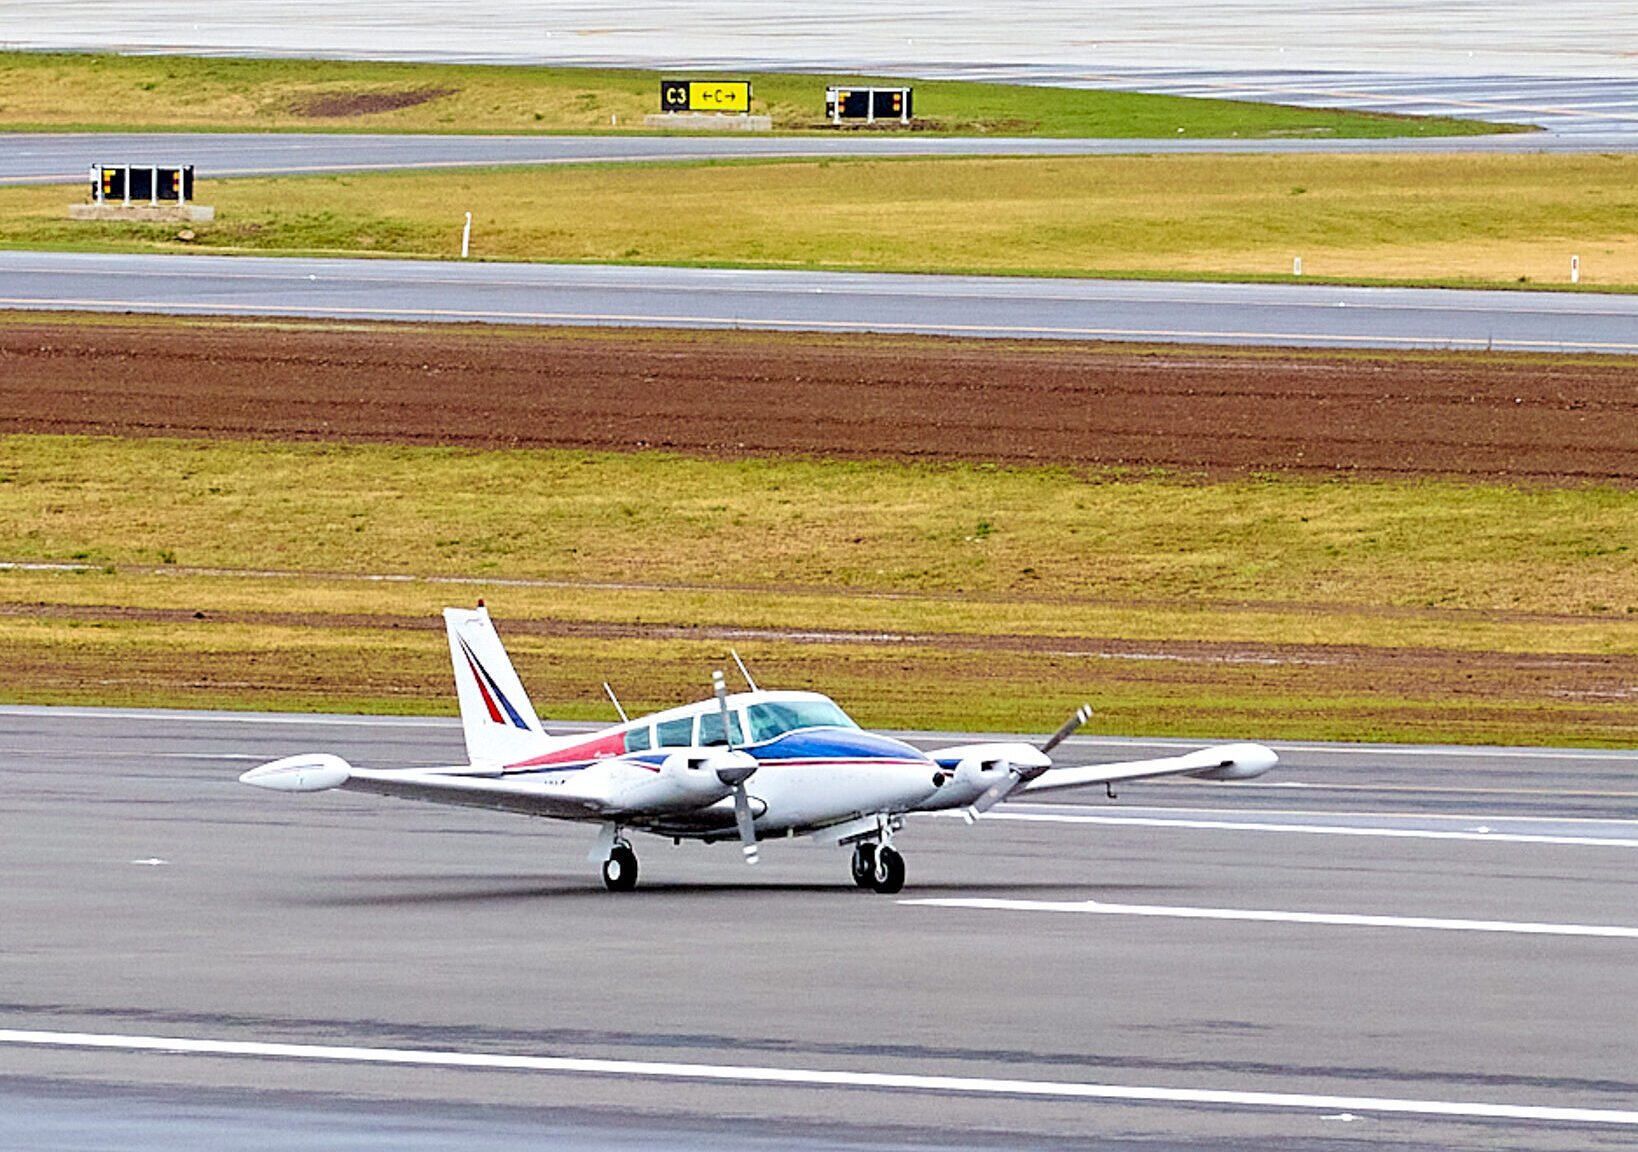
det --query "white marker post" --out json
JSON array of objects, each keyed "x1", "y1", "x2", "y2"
[
  {"x1": 1293, "y1": 257, "x2": 1302, "y2": 276},
  {"x1": 1571, "y1": 254, "x2": 1580, "y2": 284},
  {"x1": 461, "y1": 212, "x2": 471, "y2": 259}
]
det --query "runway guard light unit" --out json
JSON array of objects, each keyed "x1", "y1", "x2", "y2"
[
  {"x1": 92, "y1": 163, "x2": 195, "y2": 206},
  {"x1": 826, "y1": 86, "x2": 912, "y2": 125},
  {"x1": 73, "y1": 164, "x2": 214, "y2": 223}
]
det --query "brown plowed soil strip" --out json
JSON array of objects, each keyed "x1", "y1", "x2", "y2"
[{"x1": 4, "y1": 317, "x2": 1636, "y2": 482}]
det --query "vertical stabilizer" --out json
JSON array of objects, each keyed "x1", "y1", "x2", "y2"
[{"x1": 444, "y1": 606, "x2": 550, "y2": 765}]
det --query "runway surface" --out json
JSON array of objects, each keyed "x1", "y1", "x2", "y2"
[
  {"x1": 7, "y1": 1, "x2": 1634, "y2": 80},
  {"x1": 1, "y1": 704, "x2": 1635, "y2": 1149},
  {"x1": 8, "y1": 125, "x2": 1624, "y2": 190},
  {"x1": 5, "y1": 250, "x2": 1634, "y2": 355}
]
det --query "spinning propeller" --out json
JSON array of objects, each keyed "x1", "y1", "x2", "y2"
[
  {"x1": 711, "y1": 669, "x2": 760, "y2": 864},
  {"x1": 968, "y1": 704, "x2": 1093, "y2": 815}
]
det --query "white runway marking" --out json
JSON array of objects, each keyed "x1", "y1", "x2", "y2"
[
  {"x1": 0, "y1": 1029, "x2": 1634, "y2": 1127},
  {"x1": 902, "y1": 898, "x2": 1638, "y2": 939},
  {"x1": 982, "y1": 807, "x2": 1638, "y2": 848}
]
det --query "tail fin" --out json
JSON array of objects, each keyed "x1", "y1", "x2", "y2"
[{"x1": 444, "y1": 606, "x2": 550, "y2": 765}]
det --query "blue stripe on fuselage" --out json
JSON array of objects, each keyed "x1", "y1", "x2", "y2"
[
  {"x1": 748, "y1": 727, "x2": 930, "y2": 764},
  {"x1": 499, "y1": 731, "x2": 927, "y2": 778}
]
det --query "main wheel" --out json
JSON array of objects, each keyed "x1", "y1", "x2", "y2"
[
  {"x1": 849, "y1": 843, "x2": 877, "y2": 888},
  {"x1": 870, "y1": 845, "x2": 905, "y2": 894},
  {"x1": 602, "y1": 844, "x2": 639, "y2": 891}
]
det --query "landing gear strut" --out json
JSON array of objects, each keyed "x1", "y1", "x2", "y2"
[
  {"x1": 602, "y1": 842, "x2": 639, "y2": 891},
  {"x1": 849, "y1": 841, "x2": 905, "y2": 894}
]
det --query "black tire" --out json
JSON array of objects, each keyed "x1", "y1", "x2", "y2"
[
  {"x1": 849, "y1": 843, "x2": 876, "y2": 888},
  {"x1": 602, "y1": 844, "x2": 639, "y2": 891},
  {"x1": 870, "y1": 845, "x2": 905, "y2": 894}
]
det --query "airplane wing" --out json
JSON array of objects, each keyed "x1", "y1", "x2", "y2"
[
  {"x1": 1018, "y1": 742, "x2": 1278, "y2": 795},
  {"x1": 240, "y1": 750, "x2": 742, "y2": 823},
  {"x1": 340, "y1": 768, "x2": 607, "y2": 820}
]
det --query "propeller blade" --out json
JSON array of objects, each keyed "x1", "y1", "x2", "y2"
[
  {"x1": 1039, "y1": 704, "x2": 1093, "y2": 756},
  {"x1": 733, "y1": 784, "x2": 759, "y2": 865},
  {"x1": 969, "y1": 768, "x2": 1023, "y2": 814},
  {"x1": 713, "y1": 669, "x2": 739, "y2": 749}
]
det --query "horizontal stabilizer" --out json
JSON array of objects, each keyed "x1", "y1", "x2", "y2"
[{"x1": 239, "y1": 753, "x2": 352, "y2": 792}]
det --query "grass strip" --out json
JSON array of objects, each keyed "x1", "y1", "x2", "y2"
[
  {"x1": 3, "y1": 600, "x2": 1632, "y2": 747},
  {"x1": 3, "y1": 432, "x2": 1634, "y2": 743},
  {"x1": 7, "y1": 153, "x2": 1634, "y2": 289},
  {"x1": 0, "y1": 52, "x2": 1519, "y2": 138},
  {"x1": 5, "y1": 435, "x2": 1634, "y2": 622}
]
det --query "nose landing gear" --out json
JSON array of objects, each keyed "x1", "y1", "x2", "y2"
[{"x1": 849, "y1": 841, "x2": 905, "y2": 894}]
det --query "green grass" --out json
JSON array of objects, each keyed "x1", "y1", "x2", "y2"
[
  {"x1": 0, "y1": 52, "x2": 1522, "y2": 137},
  {"x1": 9, "y1": 153, "x2": 1635, "y2": 289},
  {"x1": 4, "y1": 434, "x2": 1635, "y2": 624},
  {"x1": 3, "y1": 608, "x2": 1631, "y2": 746},
  {"x1": 3, "y1": 435, "x2": 1634, "y2": 744}
]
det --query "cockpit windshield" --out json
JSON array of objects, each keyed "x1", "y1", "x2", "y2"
[{"x1": 744, "y1": 698, "x2": 859, "y2": 743}]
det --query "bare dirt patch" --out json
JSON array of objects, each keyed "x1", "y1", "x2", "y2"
[
  {"x1": 4, "y1": 314, "x2": 1634, "y2": 739},
  {"x1": 2, "y1": 317, "x2": 1636, "y2": 484},
  {"x1": 290, "y1": 88, "x2": 457, "y2": 118}
]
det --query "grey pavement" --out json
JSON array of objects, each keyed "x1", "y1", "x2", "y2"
[
  {"x1": 7, "y1": 127, "x2": 1624, "y2": 190},
  {"x1": 4, "y1": 1, "x2": 1634, "y2": 80},
  {"x1": 0, "y1": 705, "x2": 1635, "y2": 1149},
  {"x1": 5, "y1": 250, "x2": 1634, "y2": 355}
]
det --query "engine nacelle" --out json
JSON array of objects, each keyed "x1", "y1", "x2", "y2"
[
  {"x1": 914, "y1": 742, "x2": 1050, "y2": 810},
  {"x1": 1183, "y1": 742, "x2": 1279, "y2": 781},
  {"x1": 590, "y1": 752, "x2": 736, "y2": 814}
]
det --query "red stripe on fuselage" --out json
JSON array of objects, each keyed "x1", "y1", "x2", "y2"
[{"x1": 507, "y1": 731, "x2": 627, "y2": 768}]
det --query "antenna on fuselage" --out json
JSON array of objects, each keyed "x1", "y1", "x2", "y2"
[
  {"x1": 603, "y1": 681, "x2": 629, "y2": 723},
  {"x1": 730, "y1": 649, "x2": 759, "y2": 692}
]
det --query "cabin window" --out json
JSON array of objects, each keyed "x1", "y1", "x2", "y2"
[
  {"x1": 623, "y1": 726, "x2": 652, "y2": 753},
  {"x1": 698, "y1": 709, "x2": 744, "y2": 747},
  {"x1": 745, "y1": 699, "x2": 859, "y2": 743},
  {"x1": 656, "y1": 716, "x2": 694, "y2": 747}
]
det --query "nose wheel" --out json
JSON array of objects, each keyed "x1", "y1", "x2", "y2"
[
  {"x1": 849, "y1": 842, "x2": 905, "y2": 894},
  {"x1": 602, "y1": 842, "x2": 639, "y2": 891}
]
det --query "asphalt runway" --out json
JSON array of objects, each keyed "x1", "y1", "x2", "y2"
[
  {"x1": 2, "y1": 704, "x2": 1635, "y2": 1150},
  {"x1": 5, "y1": 250, "x2": 1634, "y2": 355},
  {"x1": 7, "y1": 0, "x2": 1633, "y2": 81},
  {"x1": 4, "y1": 123, "x2": 1629, "y2": 190}
]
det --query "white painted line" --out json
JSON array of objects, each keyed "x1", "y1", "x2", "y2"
[
  {"x1": 902, "y1": 898, "x2": 1638, "y2": 939},
  {"x1": 977, "y1": 809, "x2": 1638, "y2": 848},
  {"x1": 0, "y1": 1029, "x2": 1632, "y2": 1126}
]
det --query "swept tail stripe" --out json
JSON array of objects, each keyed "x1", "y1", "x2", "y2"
[
  {"x1": 463, "y1": 649, "x2": 504, "y2": 723},
  {"x1": 459, "y1": 637, "x2": 529, "y2": 730}
]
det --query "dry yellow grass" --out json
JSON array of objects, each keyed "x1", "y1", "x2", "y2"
[{"x1": 7, "y1": 153, "x2": 1635, "y2": 288}]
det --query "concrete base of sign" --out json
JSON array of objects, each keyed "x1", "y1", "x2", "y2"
[
  {"x1": 70, "y1": 204, "x2": 216, "y2": 222},
  {"x1": 643, "y1": 113, "x2": 771, "y2": 131}
]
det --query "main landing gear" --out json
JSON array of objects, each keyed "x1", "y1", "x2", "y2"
[
  {"x1": 602, "y1": 841, "x2": 639, "y2": 891},
  {"x1": 850, "y1": 841, "x2": 905, "y2": 894}
]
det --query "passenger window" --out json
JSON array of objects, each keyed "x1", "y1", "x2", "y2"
[
  {"x1": 623, "y1": 726, "x2": 652, "y2": 753},
  {"x1": 698, "y1": 709, "x2": 744, "y2": 747},
  {"x1": 656, "y1": 717, "x2": 693, "y2": 747}
]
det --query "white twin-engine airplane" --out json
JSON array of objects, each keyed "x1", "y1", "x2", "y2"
[{"x1": 241, "y1": 606, "x2": 1279, "y2": 892}]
